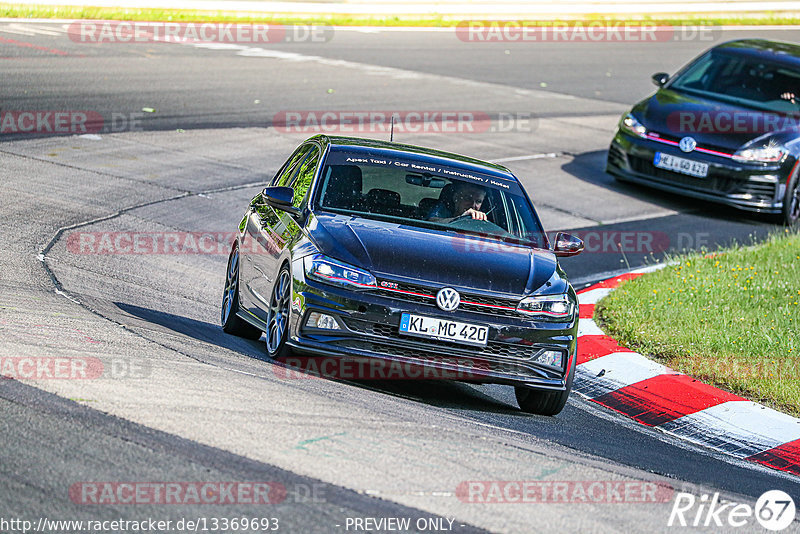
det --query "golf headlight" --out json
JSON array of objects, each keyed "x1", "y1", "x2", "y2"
[
  {"x1": 304, "y1": 254, "x2": 376, "y2": 289},
  {"x1": 732, "y1": 144, "x2": 786, "y2": 163},
  {"x1": 516, "y1": 294, "x2": 574, "y2": 321},
  {"x1": 620, "y1": 113, "x2": 647, "y2": 138}
]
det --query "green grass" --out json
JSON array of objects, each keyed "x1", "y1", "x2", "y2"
[
  {"x1": 1, "y1": 4, "x2": 446, "y2": 25},
  {"x1": 595, "y1": 230, "x2": 800, "y2": 415},
  {"x1": 2, "y1": 4, "x2": 800, "y2": 26}
]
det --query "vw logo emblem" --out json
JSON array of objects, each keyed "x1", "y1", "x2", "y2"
[
  {"x1": 679, "y1": 136, "x2": 697, "y2": 153},
  {"x1": 436, "y1": 287, "x2": 460, "y2": 312}
]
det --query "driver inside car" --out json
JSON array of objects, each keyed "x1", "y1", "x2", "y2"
[{"x1": 427, "y1": 181, "x2": 488, "y2": 222}]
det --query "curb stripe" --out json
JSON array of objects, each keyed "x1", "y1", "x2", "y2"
[
  {"x1": 574, "y1": 265, "x2": 800, "y2": 476},
  {"x1": 578, "y1": 304, "x2": 595, "y2": 319},
  {"x1": 576, "y1": 335, "x2": 631, "y2": 364},
  {"x1": 577, "y1": 318, "x2": 604, "y2": 337},
  {"x1": 747, "y1": 439, "x2": 800, "y2": 476},
  {"x1": 574, "y1": 352, "x2": 672, "y2": 399},
  {"x1": 578, "y1": 272, "x2": 645, "y2": 292},
  {"x1": 658, "y1": 401, "x2": 800, "y2": 458},
  {"x1": 576, "y1": 287, "x2": 612, "y2": 305},
  {"x1": 590, "y1": 374, "x2": 746, "y2": 426}
]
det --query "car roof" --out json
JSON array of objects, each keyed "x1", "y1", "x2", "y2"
[
  {"x1": 308, "y1": 135, "x2": 519, "y2": 182},
  {"x1": 713, "y1": 39, "x2": 800, "y2": 68}
]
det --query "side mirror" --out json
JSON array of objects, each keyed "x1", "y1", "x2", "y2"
[
  {"x1": 552, "y1": 232, "x2": 584, "y2": 257},
  {"x1": 651, "y1": 72, "x2": 669, "y2": 87},
  {"x1": 262, "y1": 186, "x2": 301, "y2": 218}
]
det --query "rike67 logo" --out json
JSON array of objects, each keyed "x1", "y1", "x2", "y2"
[{"x1": 669, "y1": 490, "x2": 796, "y2": 531}]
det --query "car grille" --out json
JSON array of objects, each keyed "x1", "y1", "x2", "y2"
[
  {"x1": 342, "y1": 317, "x2": 539, "y2": 360},
  {"x1": 371, "y1": 280, "x2": 521, "y2": 318},
  {"x1": 332, "y1": 339, "x2": 552, "y2": 380},
  {"x1": 629, "y1": 156, "x2": 738, "y2": 194}
]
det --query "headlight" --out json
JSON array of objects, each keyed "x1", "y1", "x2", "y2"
[
  {"x1": 304, "y1": 254, "x2": 376, "y2": 290},
  {"x1": 732, "y1": 144, "x2": 787, "y2": 163},
  {"x1": 620, "y1": 113, "x2": 647, "y2": 138},
  {"x1": 516, "y1": 294, "x2": 574, "y2": 321}
]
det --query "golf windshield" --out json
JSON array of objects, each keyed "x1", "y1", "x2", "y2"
[
  {"x1": 315, "y1": 148, "x2": 547, "y2": 247},
  {"x1": 670, "y1": 49, "x2": 800, "y2": 114}
]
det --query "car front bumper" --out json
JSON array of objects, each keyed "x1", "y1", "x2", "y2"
[
  {"x1": 284, "y1": 267, "x2": 578, "y2": 390},
  {"x1": 607, "y1": 130, "x2": 793, "y2": 214}
]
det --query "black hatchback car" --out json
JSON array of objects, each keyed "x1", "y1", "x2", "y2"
[
  {"x1": 221, "y1": 135, "x2": 584, "y2": 415},
  {"x1": 607, "y1": 39, "x2": 800, "y2": 225}
]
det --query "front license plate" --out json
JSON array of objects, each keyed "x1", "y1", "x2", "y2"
[
  {"x1": 653, "y1": 152, "x2": 709, "y2": 178},
  {"x1": 399, "y1": 313, "x2": 488, "y2": 347}
]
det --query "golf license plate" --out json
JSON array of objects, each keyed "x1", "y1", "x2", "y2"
[
  {"x1": 653, "y1": 152, "x2": 708, "y2": 178},
  {"x1": 399, "y1": 313, "x2": 488, "y2": 347}
]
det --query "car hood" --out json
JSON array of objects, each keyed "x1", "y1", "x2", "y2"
[
  {"x1": 307, "y1": 214, "x2": 563, "y2": 295},
  {"x1": 636, "y1": 88, "x2": 789, "y2": 152}
]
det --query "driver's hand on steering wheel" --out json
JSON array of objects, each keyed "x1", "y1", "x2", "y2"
[{"x1": 462, "y1": 208, "x2": 487, "y2": 221}]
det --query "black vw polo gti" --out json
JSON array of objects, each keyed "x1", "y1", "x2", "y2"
[
  {"x1": 607, "y1": 39, "x2": 800, "y2": 225},
  {"x1": 221, "y1": 135, "x2": 584, "y2": 415}
]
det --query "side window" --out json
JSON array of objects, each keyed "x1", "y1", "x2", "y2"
[
  {"x1": 288, "y1": 147, "x2": 320, "y2": 208},
  {"x1": 272, "y1": 145, "x2": 312, "y2": 187}
]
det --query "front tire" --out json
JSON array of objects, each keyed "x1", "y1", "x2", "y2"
[
  {"x1": 781, "y1": 169, "x2": 800, "y2": 226},
  {"x1": 221, "y1": 246, "x2": 262, "y2": 340},
  {"x1": 515, "y1": 355, "x2": 575, "y2": 416},
  {"x1": 265, "y1": 265, "x2": 293, "y2": 359}
]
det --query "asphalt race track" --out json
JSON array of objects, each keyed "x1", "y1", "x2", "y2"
[{"x1": 2, "y1": 21, "x2": 800, "y2": 533}]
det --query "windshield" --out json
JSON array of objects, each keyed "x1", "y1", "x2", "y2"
[
  {"x1": 314, "y1": 148, "x2": 547, "y2": 247},
  {"x1": 669, "y1": 50, "x2": 800, "y2": 114}
]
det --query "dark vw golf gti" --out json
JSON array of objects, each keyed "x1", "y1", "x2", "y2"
[
  {"x1": 607, "y1": 39, "x2": 800, "y2": 225},
  {"x1": 221, "y1": 136, "x2": 584, "y2": 415}
]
